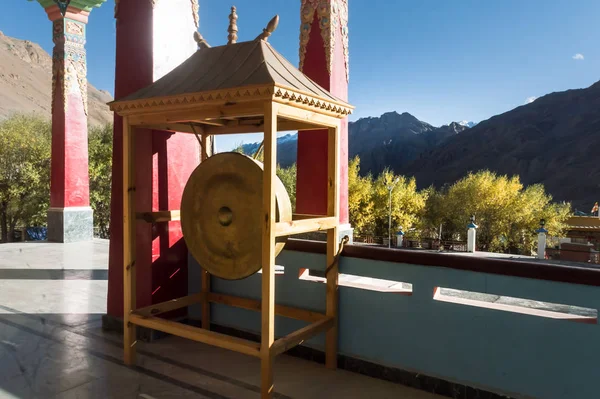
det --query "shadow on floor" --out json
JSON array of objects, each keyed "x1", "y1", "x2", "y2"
[{"x1": 0, "y1": 269, "x2": 108, "y2": 280}]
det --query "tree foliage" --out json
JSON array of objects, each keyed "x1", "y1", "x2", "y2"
[
  {"x1": 88, "y1": 123, "x2": 113, "y2": 239},
  {"x1": 231, "y1": 141, "x2": 296, "y2": 210},
  {"x1": 0, "y1": 114, "x2": 51, "y2": 242},
  {"x1": 276, "y1": 163, "x2": 296, "y2": 211},
  {"x1": 0, "y1": 115, "x2": 572, "y2": 256},
  {"x1": 371, "y1": 168, "x2": 428, "y2": 237},
  {"x1": 420, "y1": 171, "x2": 571, "y2": 253},
  {"x1": 348, "y1": 157, "x2": 428, "y2": 237},
  {"x1": 348, "y1": 156, "x2": 374, "y2": 235}
]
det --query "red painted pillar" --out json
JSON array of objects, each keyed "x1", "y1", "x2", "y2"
[
  {"x1": 106, "y1": 0, "x2": 200, "y2": 319},
  {"x1": 42, "y1": 4, "x2": 98, "y2": 242},
  {"x1": 297, "y1": 0, "x2": 351, "y2": 237}
]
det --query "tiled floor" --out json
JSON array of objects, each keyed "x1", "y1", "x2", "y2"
[{"x1": 0, "y1": 240, "x2": 443, "y2": 398}]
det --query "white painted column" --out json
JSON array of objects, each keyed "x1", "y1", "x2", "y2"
[
  {"x1": 467, "y1": 228, "x2": 476, "y2": 253},
  {"x1": 537, "y1": 232, "x2": 547, "y2": 260},
  {"x1": 536, "y1": 220, "x2": 548, "y2": 260},
  {"x1": 467, "y1": 217, "x2": 478, "y2": 253},
  {"x1": 396, "y1": 229, "x2": 404, "y2": 248}
]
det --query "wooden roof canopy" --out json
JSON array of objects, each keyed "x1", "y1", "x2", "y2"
[{"x1": 108, "y1": 8, "x2": 354, "y2": 136}]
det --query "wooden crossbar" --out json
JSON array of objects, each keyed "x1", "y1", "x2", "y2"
[
  {"x1": 133, "y1": 293, "x2": 204, "y2": 318},
  {"x1": 271, "y1": 317, "x2": 335, "y2": 357},
  {"x1": 292, "y1": 213, "x2": 326, "y2": 220},
  {"x1": 276, "y1": 103, "x2": 340, "y2": 128},
  {"x1": 204, "y1": 120, "x2": 317, "y2": 135},
  {"x1": 136, "y1": 210, "x2": 180, "y2": 223},
  {"x1": 207, "y1": 292, "x2": 326, "y2": 323},
  {"x1": 275, "y1": 217, "x2": 337, "y2": 237},
  {"x1": 129, "y1": 314, "x2": 261, "y2": 358}
]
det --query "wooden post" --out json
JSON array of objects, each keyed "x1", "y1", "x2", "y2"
[
  {"x1": 326, "y1": 124, "x2": 340, "y2": 369},
  {"x1": 261, "y1": 102, "x2": 278, "y2": 398},
  {"x1": 201, "y1": 133, "x2": 211, "y2": 330},
  {"x1": 123, "y1": 116, "x2": 137, "y2": 365}
]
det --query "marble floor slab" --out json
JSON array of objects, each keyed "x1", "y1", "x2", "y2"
[{"x1": 0, "y1": 240, "x2": 442, "y2": 399}]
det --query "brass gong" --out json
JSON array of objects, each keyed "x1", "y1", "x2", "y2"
[{"x1": 181, "y1": 152, "x2": 292, "y2": 280}]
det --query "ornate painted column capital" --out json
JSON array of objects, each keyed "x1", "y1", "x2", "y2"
[
  {"x1": 29, "y1": 0, "x2": 106, "y2": 21},
  {"x1": 50, "y1": 17, "x2": 88, "y2": 115},
  {"x1": 300, "y1": 0, "x2": 349, "y2": 82}
]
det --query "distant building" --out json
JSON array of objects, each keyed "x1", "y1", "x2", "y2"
[{"x1": 547, "y1": 216, "x2": 600, "y2": 263}]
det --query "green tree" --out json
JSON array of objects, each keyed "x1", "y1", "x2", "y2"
[
  {"x1": 0, "y1": 114, "x2": 51, "y2": 242},
  {"x1": 88, "y1": 123, "x2": 113, "y2": 239},
  {"x1": 418, "y1": 186, "x2": 445, "y2": 239},
  {"x1": 230, "y1": 142, "x2": 295, "y2": 210},
  {"x1": 231, "y1": 142, "x2": 245, "y2": 154},
  {"x1": 371, "y1": 168, "x2": 428, "y2": 238},
  {"x1": 276, "y1": 163, "x2": 296, "y2": 211},
  {"x1": 421, "y1": 170, "x2": 571, "y2": 254},
  {"x1": 434, "y1": 171, "x2": 521, "y2": 250},
  {"x1": 348, "y1": 156, "x2": 375, "y2": 236}
]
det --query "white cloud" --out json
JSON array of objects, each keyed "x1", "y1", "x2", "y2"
[
  {"x1": 572, "y1": 53, "x2": 584, "y2": 60},
  {"x1": 526, "y1": 96, "x2": 537, "y2": 104}
]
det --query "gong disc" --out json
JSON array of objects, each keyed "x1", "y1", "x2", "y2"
[{"x1": 181, "y1": 152, "x2": 292, "y2": 280}]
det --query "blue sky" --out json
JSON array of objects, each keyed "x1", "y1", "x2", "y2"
[{"x1": 1, "y1": 0, "x2": 599, "y2": 151}]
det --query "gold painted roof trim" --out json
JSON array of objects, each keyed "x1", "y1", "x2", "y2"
[
  {"x1": 110, "y1": 84, "x2": 352, "y2": 118},
  {"x1": 109, "y1": 38, "x2": 353, "y2": 118}
]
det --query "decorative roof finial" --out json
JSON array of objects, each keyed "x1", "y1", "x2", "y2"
[
  {"x1": 256, "y1": 15, "x2": 279, "y2": 42},
  {"x1": 227, "y1": 6, "x2": 238, "y2": 45},
  {"x1": 194, "y1": 31, "x2": 211, "y2": 50}
]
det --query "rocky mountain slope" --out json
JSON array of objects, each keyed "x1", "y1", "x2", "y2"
[
  {"x1": 458, "y1": 120, "x2": 478, "y2": 128},
  {"x1": 401, "y1": 80, "x2": 600, "y2": 209},
  {"x1": 348, "y1": 112, "x2": 469, "y2": 174},
  {"x1": 0, "y1": 31, "x2": 113, "y2": 126},
  {"x1": 240, "y1": 111, "x2": 470, "y2": 172},
  {"x1": 239, "y1": 80, "x2": 600, "y2": 209}
]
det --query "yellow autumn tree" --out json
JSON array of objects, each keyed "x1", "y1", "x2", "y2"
[
  {"x1": 348, "y1": 156, "x2": 374, "y2": 236},
  {"x1": 421, "y1": 171, "x2": 571, "y2": 253},
  {"x1": 371, "y1": 168, "x2": 428, "y2": 238}
]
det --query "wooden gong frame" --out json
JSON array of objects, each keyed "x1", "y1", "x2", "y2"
[{"x1": 114, "y1": 83, "x2": 351, "y2": 397}]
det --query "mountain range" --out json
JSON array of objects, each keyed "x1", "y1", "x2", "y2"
[
  {"x1": 241, "y1": 113, "x2": 472, "y2": 171},
  {"x1": 3, "y1": 31, "x2": 599, "y2": 210},
  {"x1": 402, "y1": 80, "x2": 600, "y2": 210},
  {"x1": 458, "y1": 120, "x2": 477, "y2": 128},
  {"x1": 241, "y1": 81, "x2": 600, "y2": 210},
  {"x1": 0, "y1": 30, "x2": 113, "y2": 125}
]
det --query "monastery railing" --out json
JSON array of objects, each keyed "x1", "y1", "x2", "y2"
[
  {"x1": 353, "y1": 235, "x2": 468, "y2": 252},
  {"x1": 189, "y1": 239, "x2": 600, "y2": 399}
]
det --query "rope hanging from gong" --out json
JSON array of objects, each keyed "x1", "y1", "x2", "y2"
[
  {"x1": 253, "y1": 141, "x2": 264, "y2": 160},
  {"x1": 325, "y1": 235, "x2": 350, "y2": 275},
  {"x1": 189, "y1": 124, "x2": 209, "y2": 160}
]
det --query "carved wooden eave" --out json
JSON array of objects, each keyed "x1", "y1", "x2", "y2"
[
  {"x1": 108, "y1": 38, "x2": 353, "y2": 122},
  {"x1": 109, "y1": 83, "x2": 352, "y2": 118}
]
